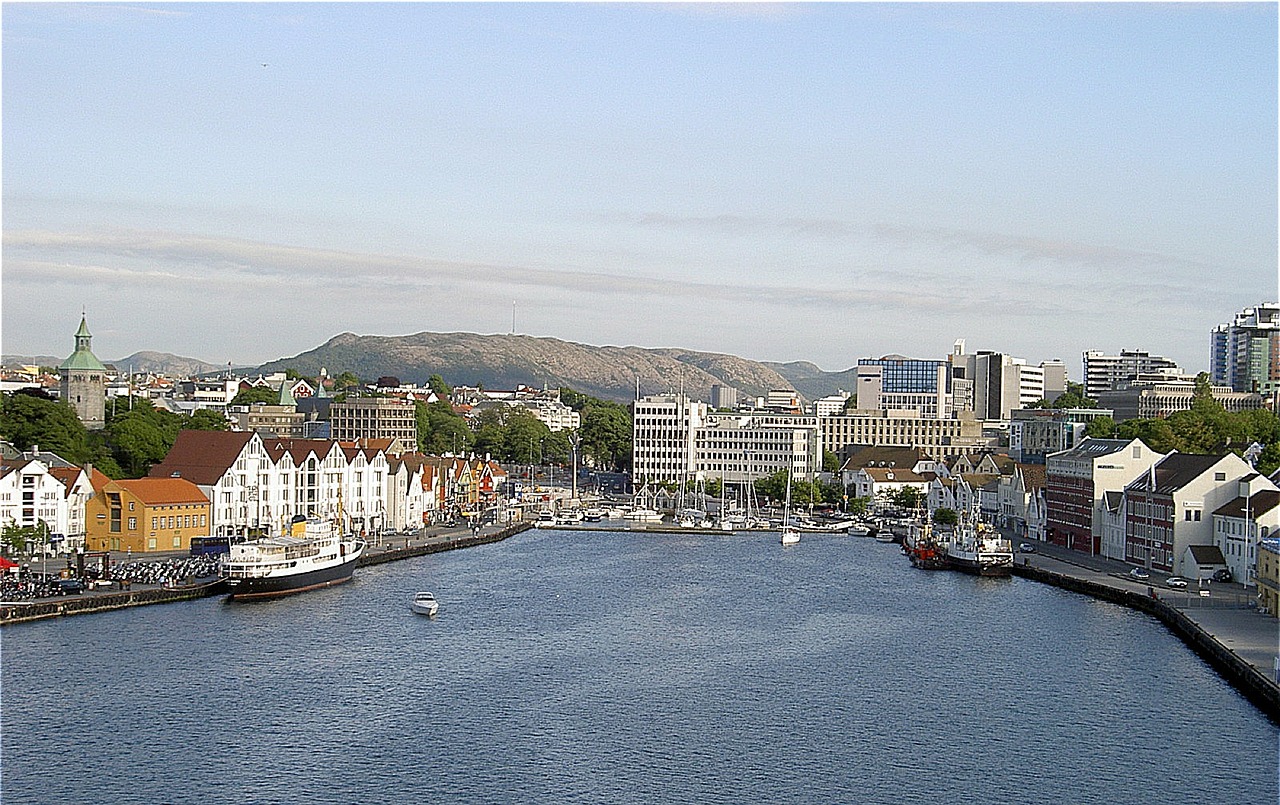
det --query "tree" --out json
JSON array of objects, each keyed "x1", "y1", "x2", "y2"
[
  {"x1": 185, "y1": 409, "x2": 230, "y2": 431},
  {"x1": 579, "y1": 404, "x2": 632, "y2": 471},
  {"x1": 1116, "y1": 418, "x2": 1178, "y2": 453},
  {"x1": 0, "y1": 390, "x2": 92, "y2": 463},
  {"x1": 230, "y1": 386, "x2": 277, "y2": 406},
  {"x1": 889, "y1": 486, "x2": 924, "y2": 511},
  {"x1": 1083, "y1": 416, "x2": 1116, "y2": 439},
  {"x1": 427, "y1": 374, "x2": 452, "y2": 397},
  {"x1": 822, "y1": 450, "x2": 841, "y2": 473},
  {"x1": 416, "y1": 400, "x2": 473, "y2": 455},
  {"x1": 933, "y1": 507, "x2": 958, "y2": 526},
  {"x1": 847, "y1": 496, "x2": 870, "y2": 516},
  {"x1": 105, "y1": 399, "x2": 183, "y2": 477}
]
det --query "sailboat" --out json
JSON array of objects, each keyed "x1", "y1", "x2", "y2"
[{"x1": 780, "y1": 469, "x2": 800, "y2": 546}]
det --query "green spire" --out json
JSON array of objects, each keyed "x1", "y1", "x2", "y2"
[
  {"x1": 277, "y1": 380, "x2": 298, "y2": 407},
  {"x1": 59, "y1": 316, "x2": 107, "y2": 372}
]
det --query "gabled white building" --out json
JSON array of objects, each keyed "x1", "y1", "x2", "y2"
[{"x1": 1211, "y1": 479, "x2": 1280, "y2": 588}]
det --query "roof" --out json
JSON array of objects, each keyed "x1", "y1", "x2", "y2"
[
  {"x1": 860, "y1": 467, "x2": 927, "y2": 483},
  {"x1": 1186, "y1": 544, "x2": 1226, "y2": 566},
  {"x1": 1213, "y1": 490, "x2": 1280, "y2": 519},
  {"x1": 1017, "y1": 464, "x2": 1047, "y2": 493},
  {"x1": 1133, "y1": 453, "x2": 1231, "y2": 495},
  {"x1": 149, "y1": 430, "x2": 254, "y2": 485},
  {"x1": 1053, "y1": 438, "x2": 1132, "y2": 460},
  {"x1": 840, "y1": 445, "x2": 927, "y2": 473},
  {"x1": 1102, "y1": 490, "x2": 1124, "y2": 512},
  {"x1": 107, "y1": 477, "x2": 209, "y2": 505}
]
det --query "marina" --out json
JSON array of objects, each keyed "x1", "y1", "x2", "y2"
[{"x1": 2, "y1": 527, "x2": 1274, "y2": 805}]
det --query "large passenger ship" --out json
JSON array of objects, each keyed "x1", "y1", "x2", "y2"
[{"x1": 221, "y1": 516, "x2": 365, "y2": 600}]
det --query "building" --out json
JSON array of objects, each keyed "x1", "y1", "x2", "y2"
[
  {"x1": 710, "y1": 384, "x2": 739, "y2": 410},
  {"x1": 692, "y1": 413, "x2": 818, "y2": 484},
  {"x1": 1083, "y1": 349, "x2": 1182, "y2": 399},
  {"x1": 948, "y1": 344, "x2": 1045, "y2": 421},
  {"x1": 58, "y1": 316, "x2": 108, "y2": 430},
  {"x1": 631, "y1": 394, "x2": 707, "y2": 484},
  {"x1": 1123, "y1": 452, "x2": 1254, "y2": 575},
  {"x1": 1210, "y1": 302, "x2": 1280, "y2": 393},
  {"x1": 811, "y1": 391, "x2": 851, "y2": 418},
  {"x1": 0, "y1": 457, "x2": 102, "y2": 555},
  {"x1": 1095, "y1": 373, "x2": 1264, "y2": 421},
  {"x1": 329, "y1": 396, "x2": 417, "y2": 455},
  {"x1": 1211, "y1": 481, "x2": 1280, "y2": 589},
  {"x1": 821, "y1": 410, "x2": 990, "y2": 462},
  {"x1": 228, "y1": 382, "x2": 307, "y2": 437},
  {"x1": 1008, "y1": 408, "x2": 1114, "y2": 464},
  {"x1": 856, "y1": 357, "x2": 950, "y2": 417},
  {"x1": 1045, "y1": 438, "x2": 1165, "y2": 556},
  {"x1": 1257, "y1": 538, "x2": 1280, "y2": 617},
  {"x1": 84, "y1": 477, "x2": 210, "y2": 553}
]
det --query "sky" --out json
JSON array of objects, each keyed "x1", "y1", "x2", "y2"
[{"x1": 3, "y1": 2, "x2": 1277, "y2": 377}]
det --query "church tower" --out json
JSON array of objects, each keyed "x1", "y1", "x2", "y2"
[{"x1": 59, "y1": 316, "x2": 108, "y2": 430}]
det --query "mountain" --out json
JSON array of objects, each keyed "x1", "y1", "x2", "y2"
[
  {"x1": 110, "y1": 352, "x2": 229, "y2": 378},
  {"x1": 765, "y1": 360, "x2": 860, "y2": 401},
  {"x1": 255, "y1": 332, "x2": 815, "y2": 403}
]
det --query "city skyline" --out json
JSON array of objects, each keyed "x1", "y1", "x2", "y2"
[{"x1": 3, "y1": 3, "x2": 1277, "y2": 373}]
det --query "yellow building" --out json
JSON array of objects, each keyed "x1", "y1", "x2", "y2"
[
  {"x1": 86, "y1": 478, "x2": 210, "y2": 553},
  {"x1": 1258, "y1": 538, "x2": 1280, "y2": 618}
]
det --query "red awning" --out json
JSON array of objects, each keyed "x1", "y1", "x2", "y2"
[{"x1": 0, "y1": 557, "x2": 18, "y2": 570}]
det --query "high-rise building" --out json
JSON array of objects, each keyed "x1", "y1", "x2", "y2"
[
  {"x1": 1082, "y1": 349, "x2": 1182, "y2": 399},
  {"x1": 949, "y1": 348, "x2": 1042, "y2": 421},
  {"x1": 1210, "y1": 303, "x2": 1280, "y2": 393},
  {"x1": 329, "y1": 396, "x2": 417, "y2": 455},
  {"x1": 856, "y1": 356, "x2": 950, "y2": 417}
]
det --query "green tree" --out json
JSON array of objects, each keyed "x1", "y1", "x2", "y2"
[
  {"x1": 416, "y1": 400, "x2": 473, "y2": 454},
  {"x1": 1083, "y1": 416, "x2": 1117, "y2": 439},
  {"x1": 504, "y1": 412, "x2": 551, "y2": 464},
  {"x1": 105, "y1": 399, "x2": 183, "y2": 477},
  {"x1": 230, "y1": 386, "x2": 278, "y2": 406},
  {"x1": 1116, "y1": 418, "x2": 1178, "y2": 453},
  {"x1": 847, "y1": 496, "x2": 870, "y2": 516},
  {"x1": 579, "y1": 404, "x2": 632, "y2": 471},
  {"x1": 185, "y1": 409, "x2": 230, "y2": 431},
  {"x1": 427, "y1": 374, "x2": 452, "y2": 397},
  {"x1": 933, "y1": 507, "x2": 959, "y2": 526},
  {"x1": 822, "y1": 450, "x2": 841, "y2": 473},
  {"x1": 0, "y1": 390, "x2": 92, "y2": 462},
  {"x1": 889, "y1": 486, "x2": 924, "y2": 511}
]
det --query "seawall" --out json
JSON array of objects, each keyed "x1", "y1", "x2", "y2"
[
  {"x1": 0, "y1": 522, "x2": 532, "y2": 626},
  {"x1": 1012, "y1": 562, "x2": 1280, "y2": 724}
]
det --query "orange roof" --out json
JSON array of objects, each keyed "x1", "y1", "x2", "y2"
[{"x1": 109, "y1": 477, "x2": 209, "y2": 505}]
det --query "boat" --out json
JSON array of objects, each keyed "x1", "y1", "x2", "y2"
[
  {"x1": 946, "y1": 513, "x2": 1014, "y2": 577},
  {"x1": 903, "y1": 516, "x2": 949, "y2": 570},
  {"x1": 623, "y1": 507, "x2": 664, "y2": 522},
  {"x1": 411, "y1": 591, "x2": 439, "y2": 616},
  {"x1": 221, "y1": 515, "x2": 365, "y2": 600},
  {"x1": 533, "y1": 511, "x2": 557, "y2": 527},
  {"x1": 780, "y1": 469, "x2": 800, "y2": 546}
]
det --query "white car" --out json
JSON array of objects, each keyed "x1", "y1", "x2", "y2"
[
  {"x1": 1165, "y1": 576, "x2": 1189, "y2": 589},
  {"x1": 1128, "y1": 567, "x2": 1151, "y2": 581}
]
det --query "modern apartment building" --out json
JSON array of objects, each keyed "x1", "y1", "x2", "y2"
[
  {"x1": 948, "y1": 342, "x2": 1047, "y2": 421},
  {"x1": 330, "y1": 396, "x2": 417, "y2": 454},
  {"x1": 1211, "y1": 302, "x2": 1280, "y2": 393},
  {"x1": 1082, "y1": 349, "x2": 1182, "y2": 399},
  {"x1": 855, "y1": 358, "x2": 950, "y2": 417}
]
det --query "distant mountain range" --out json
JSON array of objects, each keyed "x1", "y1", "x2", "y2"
[
  {"x1": 3, "y1": 351, "x2": 230, "y2": 379},
  {"x1": 6, "y1": 332, "x2": 861, "y2": 403}
]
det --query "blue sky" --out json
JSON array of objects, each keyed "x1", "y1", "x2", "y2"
[{"x1": 3, "y1": 2, "x2": 1276, "y2": 377}]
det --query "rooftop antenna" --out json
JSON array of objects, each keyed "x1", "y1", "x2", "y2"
[{"x1": 512, "y1": 300, "x2": 517, "y2": 335}]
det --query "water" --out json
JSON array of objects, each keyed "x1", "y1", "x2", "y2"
[{"x1": 3, "y1": 530, "x2": 1276, "y2": 804}]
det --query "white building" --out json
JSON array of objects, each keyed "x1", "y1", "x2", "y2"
[
  {"x1": 1083, "y1": 349, "x2": 1182, "y2": 399},
  {"x1": 631, "y1": 395, "x2": 708, "y2": 484},
  {"x1": 1211, "y1": 480, "x2": 1280, "y2": 588},
  {"x1": 694, "y1": 413, "x2": 819, "y2": 484},
  {"x1": 0, "y1": 457, "x2": 98, "y2": 555}
]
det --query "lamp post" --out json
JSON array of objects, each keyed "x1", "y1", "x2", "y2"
[{"x1": 569, "y1": 430, "x2": 581, "y2": 504}]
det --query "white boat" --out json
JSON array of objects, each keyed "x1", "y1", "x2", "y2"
[
  {"x1": 533, "y1": 511, "x2": 557, "y2": 527},
  {"x1": 779, "y1": 469, "x2": 799, "y2": 546},
  {"x1": 946, "y1": 513, "x2": 1014, "y2": 577},
  {"x1": 623, "y1": 507, "x2": 664, "y2": 522},
  {"x1": 221, "y1": 515, "x2": 365, "y2": 600},
  {"x1": 411, "y1": 591, "x2": 439, "y2": 616}
]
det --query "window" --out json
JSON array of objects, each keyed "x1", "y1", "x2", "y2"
[
  {"x1": 173, "y1": 536, "x2": 181, "y2": 548},
  {"x1": 148, "y1": 538, "x2": 157, "y2": 550},
  {"x1": 1194, "y1": 510, "x2": 1201, "y2": 522},
  {"x1": 128, "y1": 517, "x2": 137, "y2": 530},
  {"x1": 128, "y1": 501, "x2": 135, "y2": 511},
  {"x1": 1215, "y1": 472, "x2": 1227, "y2": 481}
]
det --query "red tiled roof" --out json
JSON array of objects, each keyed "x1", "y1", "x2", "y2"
[{"x1": 109, "y1": 477, "x2": 209, "y2": 505}]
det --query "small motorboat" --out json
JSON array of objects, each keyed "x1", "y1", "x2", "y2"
[{"x1": 411, "y1": 591, "x2": 439, "y2": 617}]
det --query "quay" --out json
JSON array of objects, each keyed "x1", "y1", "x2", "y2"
[
  {"x1": 1010, "y1": 539, "x2": 1280, "y2": 723},
  {"x1": 0, "y1": 521, "x2": 531, "y2": 626}
]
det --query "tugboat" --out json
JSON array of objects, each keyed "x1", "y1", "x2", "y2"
[
  {"x1": 221, "y1": 515, "x2": 365, "y2": 600},
  {"x1": 903, "y1": 516, "x2": 949, "y2": 570},
  {"x1": 945, "y1": 512, "x2": 1013, "y2": 577}
]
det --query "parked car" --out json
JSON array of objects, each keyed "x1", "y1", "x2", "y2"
[
  {"x1": 1165, "y1": 576, "x2": 1189, "y2": 589},
  {"x1": 1128, "y1": 567, "x2": 1150, "y2": 581},
  {"x1": 1212, "y1": 568, "x2": 1234, "y2": 583},
  {"x1": 53, "y1": 578, "x2": 84, "y2": 595},
  {"x1": 1018, "y1": 543, "x2": 1037, "y2": 553}
]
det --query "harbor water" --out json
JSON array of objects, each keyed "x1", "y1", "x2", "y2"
[{"x1": 3, "y1": 529, "x2": 1276, "y2": 804}]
